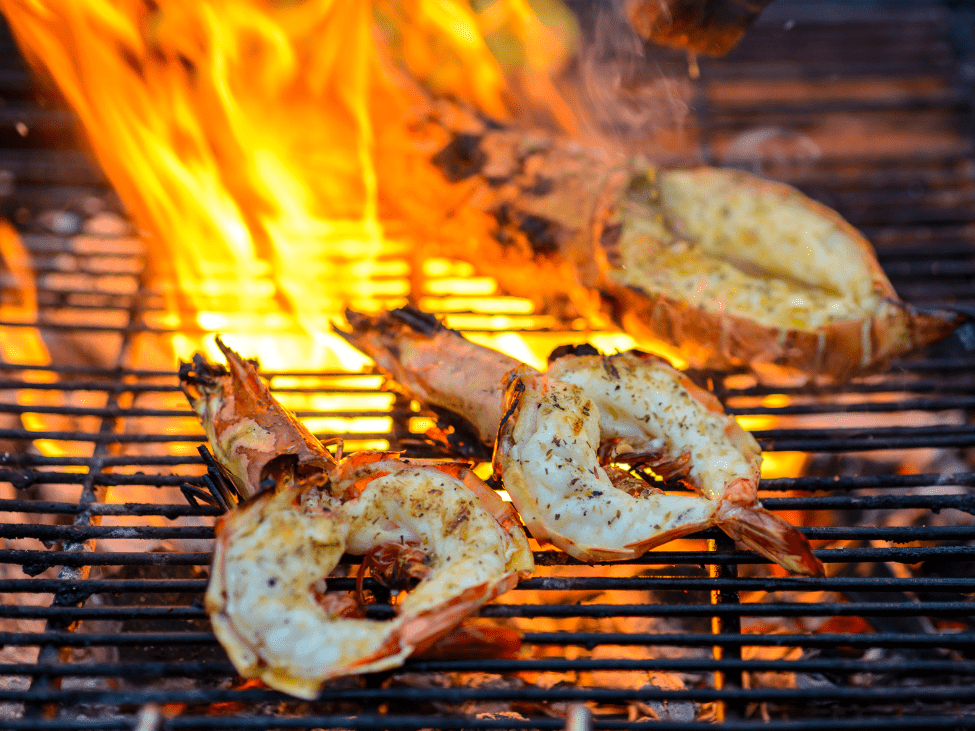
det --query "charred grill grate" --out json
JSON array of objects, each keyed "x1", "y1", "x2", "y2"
[{"x1": 3, "y1": 0, "x2": 975, "y2": 728}]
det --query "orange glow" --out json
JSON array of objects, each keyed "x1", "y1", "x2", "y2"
[
  {"x1": 0, "y1": 0, "x2": 574, "y2": 371},
  {"x1": 0, "y1": 220, "x2": 46, "y2": 360},
  {"x1": 735, "y1": 410, "x2": 808, "y2": 480},
  {"x1": 0, "y1": 0, "x2": 812, "y2": 517},
  {"x1": 0, "y1": 221, "x2": 73, "y2": 457}
]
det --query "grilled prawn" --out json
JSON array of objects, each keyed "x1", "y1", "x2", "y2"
[
  {"x1": 497, "y1": 350, "x2": 822, "y2": 574},
  {"x1": 209, "y1": 455, "x2": 533, "y2": 699},
  {"x1": 339, "y1": 307, "x2": 824, "y2": 576},
  {"x1": 180, "y1": 344, "x2": 533, "y2": 699}
]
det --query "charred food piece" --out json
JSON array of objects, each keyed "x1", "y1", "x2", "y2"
[
  {"x1": 627, "y1": 0, "x2": 777, "y2": 56},
  {"x1": 423, "y1": 129, "x2": 960, "y2": 382}
]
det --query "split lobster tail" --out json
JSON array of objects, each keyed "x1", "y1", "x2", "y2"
[{"x1": 717, "y1": 500, "x2": 825, "y2": 577}]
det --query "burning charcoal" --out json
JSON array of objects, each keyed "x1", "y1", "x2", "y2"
[{"x1": 470, "y1": 711, "x2": 539, "y2": 731}]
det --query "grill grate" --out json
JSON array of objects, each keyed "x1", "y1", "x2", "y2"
[{"x1": 4, "y1": 0, "x2": 975, "y2": 728}]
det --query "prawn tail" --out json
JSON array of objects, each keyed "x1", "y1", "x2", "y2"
[{"x1": 717, "y1": 501, "x2": 825, "y2": 577}]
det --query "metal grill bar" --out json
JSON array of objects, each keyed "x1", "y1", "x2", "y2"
[
  {"x1": 3, "y1": 656, "x2": 975, "y2": 676},
  {"x1": 3, "y1": 600, "x2": 975, "y2": 622},
  {"x1": 5, "y1": 573, "x2": 975, "y2": 593},
  {"x1": 3, "y1": 544, "x2": 975, "y2": 571},
  {"x1": 3, "y1": 716, "x2": 974, "y2": 731},
  {"x1": 3, "y1": 685, "x2": 975, "y2": 706},
  {"x1": 2, "y1": 716, "x2": 973, "y2": 731},
  {"x1": 6, "y1": 629, "x2": 973, "y2": 649},
  {"x1": 5, "y1": 519, "x2": 975, "y2": 543}
]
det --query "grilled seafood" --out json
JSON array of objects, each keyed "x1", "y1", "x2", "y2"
[
  {"x1": 496, "y1": 350, "x2": 822, "y2": 574},
  {"x1": 422, "y1": 125, "x2": 960, "y2": 382},
  {"x1": 341, "y1": 305, "x2": 521, "y2": 449},
  {"x1": 339, "y1": 307, "x2": 824, "y2": 576},
  {"x1": 181, "y1": 344, "x2": 533, "y2": 698},
  {"x1": 209, "y1": 455, "x2": 533, "y2": 699},
  {"x1": 592, "y1": 165, "x2": 961, "y2": 382}
]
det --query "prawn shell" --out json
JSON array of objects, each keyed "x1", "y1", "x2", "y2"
[
  {"x1": 337, "y1": 308, "x2": 525, "y2": 446},
  {"x1": 717, "y1": 494, "x2": 825, "y2": 577},
  {"x1": 594, "y1": 167, "x2": 961, "y2": 383},
  {"x1": 179, "y1": 338, "x2": 335, "y2": 499}
]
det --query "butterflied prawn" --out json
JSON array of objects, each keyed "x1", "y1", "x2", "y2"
[
  {"x1": 209, "y1": 455, "x2": 533, "y2": 699},
  {"x1": 180, "y1": 344, "x2": 533, "y2": 699},
  {"x1": 338, "y1": 307, "x2": 824, "y2": 577},
  {"x1": 496, "y1": 349, "x2": 823, "y2": 575}
]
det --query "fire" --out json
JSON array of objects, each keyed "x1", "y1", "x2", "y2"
[
  {"x1": 0, "y1": 0, "x2": 574, "y2": 371},
  {"x1": 0, "y1": 0, "x2": 812, "y2": 521},
  {"x1": 0, "y1": 220, "x2": 71, "y2": 457}
]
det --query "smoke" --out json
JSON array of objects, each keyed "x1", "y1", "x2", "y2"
[{"x1": 563, "y1": 0, "x2": 695, "y2": 156}]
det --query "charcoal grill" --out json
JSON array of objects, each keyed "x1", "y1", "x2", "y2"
[{"x1": 4, "y1": 0, "x2": 975, "y2": 728}]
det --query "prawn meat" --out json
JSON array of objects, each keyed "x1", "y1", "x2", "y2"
[
  {"x1": 209, "y1": 455, "x2": 533, "y2": 699},
  {"x1": 496, "y1": 350, "x2": 823, "y2": 575},
  {"x1": 338, "y1": 307, "x2": 824, "y2": 576}
]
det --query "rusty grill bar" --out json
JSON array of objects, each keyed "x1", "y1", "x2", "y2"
[{"x1": 3, "y1": 0, "x2": 975, "y2": 728}]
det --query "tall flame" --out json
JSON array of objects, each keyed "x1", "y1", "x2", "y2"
[
  {"x1": 0, "y1": 0, "x2": 574, "y2": 367},
  {"x1": 0, "y1": 220, "x2": 70, "y2": 456}
]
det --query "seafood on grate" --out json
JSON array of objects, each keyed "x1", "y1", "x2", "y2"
[
  {"x1": 181, "y1": 345, "x2": 533, "y2": 699},
  {"x1": 209, "y1": 455, "x2": 533, "y2": 699},
  {"x1": 338, "y1": 307, "x2": 824, "y2": 576},
  {"x1": 178, "y1": 337, "x2": 335, "y2": 500},
  {"x1": 420, "y1": 124, "x2": 961, "y2": 382},
  {"x1": 496, "y1": 348, "x2": 823, "y2": 574},
  {"x1": 340, "y1": 306, "x2": 521, "y2": 449},
  {"x1": 590, "y1": 165, "x2": 961, "y2": 383}
]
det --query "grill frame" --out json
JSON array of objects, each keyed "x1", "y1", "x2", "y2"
[{"x1": 3, "y1": 0, "x2": 975, "y2": 728}]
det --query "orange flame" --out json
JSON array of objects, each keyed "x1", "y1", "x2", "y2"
[
  {"x1": 0, "y1": 221, "x2": 77, "y2": 456},
  {"x1": 0, "y1": 0, "x2": 575, "y2": 369}
]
